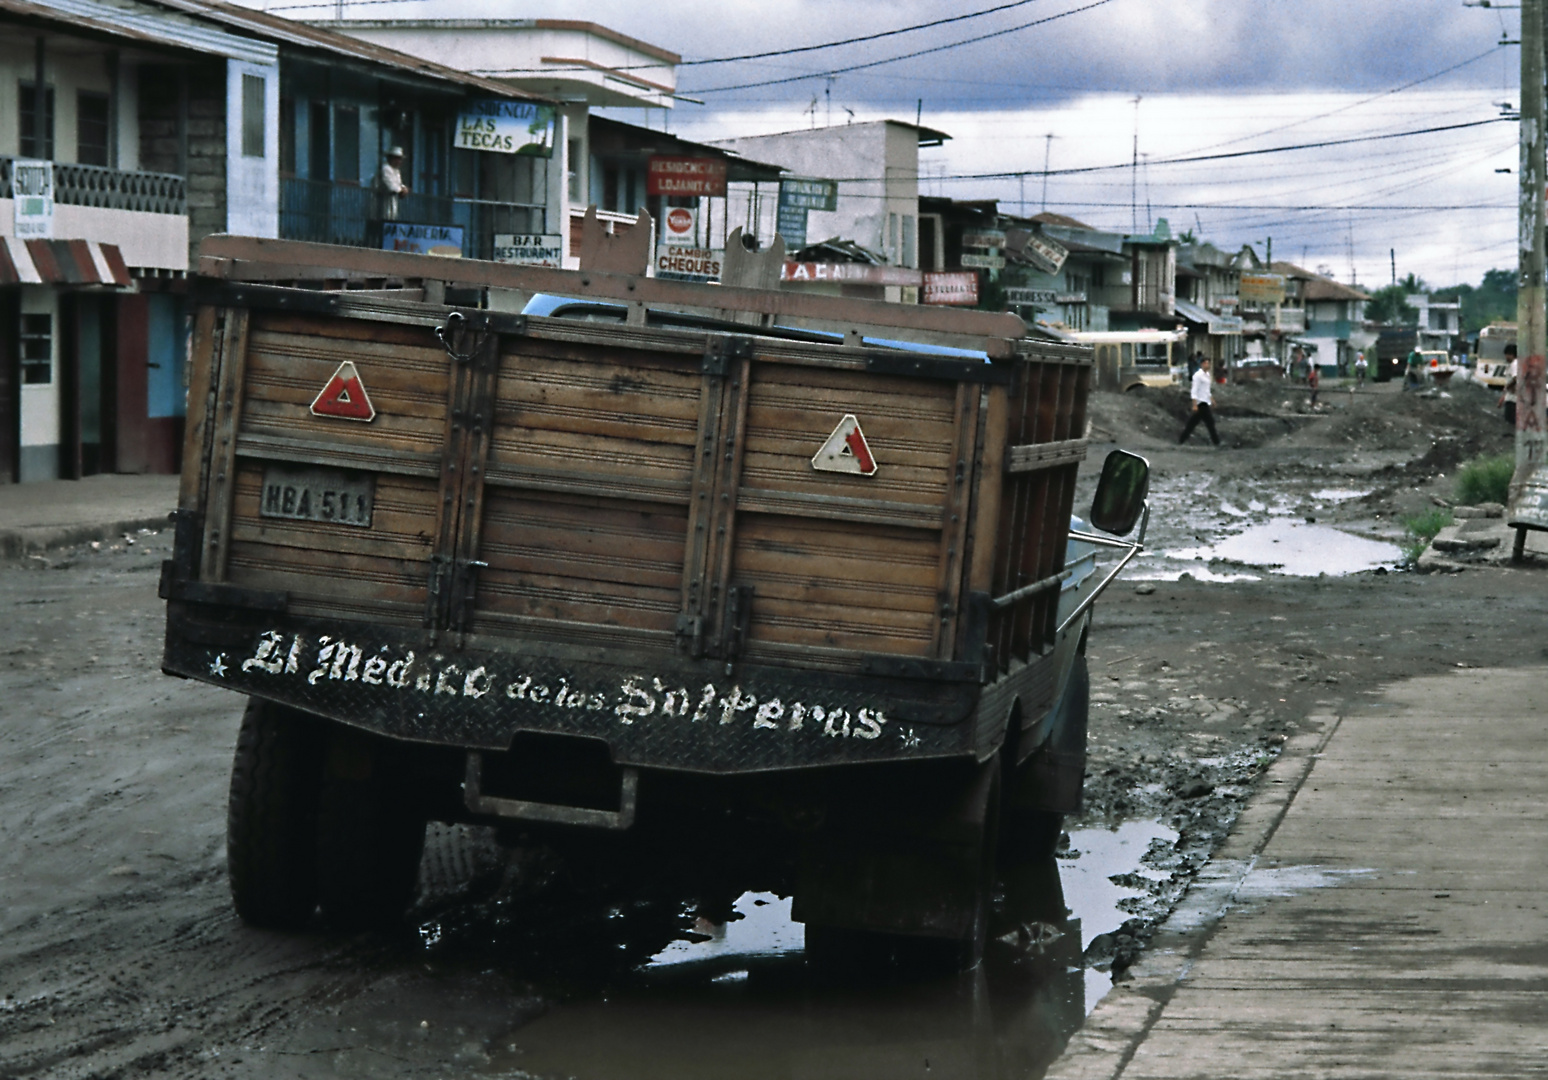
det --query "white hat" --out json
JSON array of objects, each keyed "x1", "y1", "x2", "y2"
[{"x1": 387, "y1": 146, "x2": 405, "y2": 157}]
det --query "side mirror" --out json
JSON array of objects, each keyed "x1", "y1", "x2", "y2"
[{"x1": 1090, "y1": 449, "x2": 1150, "y2": 536}]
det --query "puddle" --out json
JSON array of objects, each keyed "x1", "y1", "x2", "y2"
[
  {"x1": 1164, "y1": 520, "x2": 1401, "y2": 577},
  {"x1": 646, "y1": 892, "x2": 802, "y2": 969},
  {"x1": 1059, "y1": 820, "x2": 1179, "y2": 1007},
  {"x1": 1310, "y1": 488, "x2": 1370, "y2": 503}
]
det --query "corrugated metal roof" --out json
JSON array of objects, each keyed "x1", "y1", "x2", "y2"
[
  {"x1": 142, "y1": 0, "x2": 549, "y2": 99},
  {"x1": 324, "y1": 18, "x2": 681, "y2": 64},
  {"x1": 0, "y1": 0, "x2": 273, "y2": 61}
]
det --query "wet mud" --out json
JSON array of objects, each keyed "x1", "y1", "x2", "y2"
[{"x1": 3, "y1": 376, "x2": 1547, "y2": 1078}]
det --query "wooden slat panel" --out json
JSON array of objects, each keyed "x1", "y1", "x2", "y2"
[
  {"x1": 480, "y1": 490, "x2": 686, "y2": 592},
  {"x1": 486, "y1": 428, "x2": 695, "y2": 491},
  {"x1": 201, "y1": 309, "x2": 251, "y2": 581},
  {"x1": 733, "y1": 515, "x2": 939, "y2": 612},
  {"x1": 226, "y1": 544, "x2": 427, "y2": 606},
  {"x1": 475, "y1": 568, "x2": 681, "y2": 629},
  {"x1": 736, "y1": 489, "x2": 941, "y2": 530},
  {"x1": 743, "y1": 595, "x2": 937, "y2": 655},
  {"x1": 1006, "y1": 437, "x2": 1088, "y2": 473}
]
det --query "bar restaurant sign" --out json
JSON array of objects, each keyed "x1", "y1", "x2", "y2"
[
  {"x1": 455, "y1": 101, "x2": 555, "y2": 156},
  {"x1": 646, "y1": 157, "x2": 727, "y2": 198}
]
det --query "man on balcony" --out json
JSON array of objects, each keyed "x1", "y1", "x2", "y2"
[{"x1": 376, "y1": 147, "x2": 411, "y2": 221}]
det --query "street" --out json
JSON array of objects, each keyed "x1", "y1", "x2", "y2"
[{"x1": 3, "y1": 376, "x2": 1546, "y2": 1079}]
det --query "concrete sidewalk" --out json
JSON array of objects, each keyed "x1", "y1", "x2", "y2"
[
  {"x1": 1050, "y1": 667, "x2": 1548, "y2": 1079},
  {"x1": 0, "y1": 474, "x2": 179, "y2": 559}
]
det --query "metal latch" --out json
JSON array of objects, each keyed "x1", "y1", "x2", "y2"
[{"x1": 702, "y1": 335, "x2": 753, "y2": 375}]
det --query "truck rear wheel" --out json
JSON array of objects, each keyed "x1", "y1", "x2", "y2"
[
  {"x1": 315, "y1": 726, "x2": 426, "y2": 930},
  {"x1": 227, "y1": 697, "x2": 324, "y2": 930}
]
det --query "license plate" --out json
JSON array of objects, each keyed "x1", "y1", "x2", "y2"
[{"x1": 259, "y1": 466, "x2": 374, "y2": 528}]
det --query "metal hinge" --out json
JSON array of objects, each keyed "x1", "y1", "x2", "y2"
[{"x1": 702, "y1": 334, "x2": 753, "y2": 375}]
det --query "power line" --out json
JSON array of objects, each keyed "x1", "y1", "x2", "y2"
[{"x1": 688, "y1": 0, "x2": 1118, "y2": 94}]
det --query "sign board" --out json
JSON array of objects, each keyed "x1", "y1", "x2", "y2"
[
  {"x1": 1014, "y1": 232, "x2": 1068, "y2": 275},
  {"x1": 961, "y1": 229, "x2": 1006, "y2": 250},
  {"x1": 660, "y1": 206, "x2": 698, "y2": 247},
  {"x1": 1239, "y1": 273, "x2": 1287, "y2": 304},
  {"x1": 811, "y1": 414, "x2": 877, "y2": 476},
  {"x1": 454, "y1": 100, "x2": 555, "y2": 156},
  {"x1": 776, "y1": 204, "x2": 809, "y2": 249},
  {"x1": 960, "y1": 253, "x2": 1006, "y2": 270},
  {"x1": 382, "y1": 222, "x2": 463, "y2": 257},
  {"x1": 493, "y1": 233, "x2": 564, "y2": 267},
  {"x1": 922, "y1": 270, "x2": 980, "y2": 306},
  {"x1": 12, "y1": 159, "x2": 53, "y2": 239},
  {"x1": 782, "y1": 262, "x2": 922, "y2": 286},
  {"x1": 778, "y1": 177, "x2": 839, "y2": 212},
  {"x1": 1004, "y1": 287, "x2": 1058, "y2": 306},
  {"x1": 647, "y1": 157, "x2": 727, "y2": 198},
  {"x1": 1208, "y1": 315, "x2": 1245, "y2": 334},
  {"x1": 309, "y1": 361, "x2": 376, "y2": 422},
  {"x1": 655, "y1": 246, "x2": 722, "y2": 282}
]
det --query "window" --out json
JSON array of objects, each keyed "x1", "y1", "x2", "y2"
[
  {"x1": 21, "y1": 313, "x2": 52, "y2": 385},
  {"x1": 568, "y1": 138, "x2": 582, "y2": 202},
  {"x1": 18, "y1": 82, "x2": 54, "y2": 159},
  {"x1": 308, "y1": 101, "x2": 330, "y2": 180},
  {"x1": 278, "y1": 96, "x2": 296, "y2": 174},
  {"x1": 77, "y1": 91, "x2": 110, "y2": 166},
  {"x1": 333, "y1": 105, "x2": 359, "y2": 183},
  {"x1": 901, "y1": 215, "x2": 915, "y2": 268},
  {"x1": 241, "y1": 74, "x2": 265, "y2": 158}
]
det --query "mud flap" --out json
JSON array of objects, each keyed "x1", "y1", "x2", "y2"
[
  {"x1": 792, "y1": 757, "x2": 998, "y2": 940},
  {"x1": 1010, "y1": 654, "x2": 1088, "y2": 816}
]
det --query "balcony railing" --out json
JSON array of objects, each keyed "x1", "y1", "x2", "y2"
[
  {"x1": 0, "y1": 157, "x2": 186, "y2": 215},
  {"x1": 279, "y1": 177, "x2": 545, "y2": 260}
]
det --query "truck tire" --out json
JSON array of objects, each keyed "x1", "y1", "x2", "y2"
[
  {"x1": 804, "y1": 760, "x2": 1000, "y2": 973},
  {"x1": 315, "y1": 726, "x2": 426, "y2": 930},
  {"x1": 227, "y1": 697, "x2": 324, "y2": 929},
  {"x1": 1002, "y1": 653, "x2": 1089, "y2": 865}
]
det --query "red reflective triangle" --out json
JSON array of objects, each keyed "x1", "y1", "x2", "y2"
[
  {"x1": 811, "y1": 414, "x2": 878, "y2": 476},
  {"x1": 310, "y1": 361, "x2": 376, "y2": 421}
]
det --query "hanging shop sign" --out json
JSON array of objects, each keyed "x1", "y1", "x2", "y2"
[
  {"x1": 1011, "y1": 231, "x2": 1068, "y2": 275},
  {"x1": 646, "y1": 157, "x2": 727, "y2": 198},
  {"x1": 493, "y1": 233, "x2": 564, "y2": 267},
  {"x1": 655, "y1": 246, "x2": 723, "y2": 282},
  {"x1": 959, "y1": 252, "x2": 1006, "y2": 270},
  {"x1": 778, "y1": 177, "x2": 839, "y2": 212},
  {"x1": 13, "y1": 159, "x2": 53, "y2": 239},
  {"x1": 781, "y1": 262, "x2": 922, "y2": 286},
  {"x1": 776, "y1": 204, "x2": 809, "y2": 249},
  {"x1": 382, "y1": 222, "x2": 463, "y2": 257},
  {"x1": 961, "y1": 229, "x2": 1006, "y2": 250},
  {"x1": 922, "y1": 270, "x2": 979, "y2": 306},
  {"x1": 1238, "y1": 273, "x2": 1287, "y2": 304},
  {"x1": 661, "y1": 206, "x2": 698, "y2": 247},
  {"x1": 454, "y1": 101, "x2": 555, "y2": 156}
]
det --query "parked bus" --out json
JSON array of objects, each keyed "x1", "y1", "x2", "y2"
[
  {"x1": 1474, "y1": 322, "x2": 1516, "y2": 389},
  {"x1": 1069, "y1": 328, "x2": 1187, "y2": 391}
]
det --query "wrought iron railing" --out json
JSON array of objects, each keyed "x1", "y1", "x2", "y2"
[
  {"x1": 0, "y1": 157, "x2": 186, "y2": 215},
  {"x1": 279, "y1": 177, "x2": 545, "y2": 259}
]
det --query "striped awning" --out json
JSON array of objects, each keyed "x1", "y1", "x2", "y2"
[{"x1": 0, "y1": 238, "x2": 132, "y2": 287}]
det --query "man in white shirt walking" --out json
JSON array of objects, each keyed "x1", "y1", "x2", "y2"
[{"x1": 1179, "y1": 356, "x2": 1222, "y2": 446}]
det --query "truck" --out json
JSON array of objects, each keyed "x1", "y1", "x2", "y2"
[{"x1": 160, "y1": 224, "x2": 1149, "y2": 967}]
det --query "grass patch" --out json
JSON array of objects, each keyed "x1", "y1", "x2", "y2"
[
  {"x1": 1400, "y1": 507, "x2": 1454, "y2": 563},
  {"x1": 1455, "y1": 454, "x2": 1513, "y2": 506}
]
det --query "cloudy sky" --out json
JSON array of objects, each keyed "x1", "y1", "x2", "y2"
[{"x1": 262, "y1": 0, "x2": 1525, "y2": 287}]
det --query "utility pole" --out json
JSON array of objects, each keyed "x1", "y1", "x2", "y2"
[
  {"x1": 1130, "y1": 97, "x2": 1141, "y2": 234},
  {"x1": 1390, "y1": 248, "x2": 1396, "y2": 285},
  {"x1": 1511, "y1": 0, "x2": 1548, "y2": 555},
  {"x1": 1041, "y1": 133, "x2": 1054, "y2": 212}
]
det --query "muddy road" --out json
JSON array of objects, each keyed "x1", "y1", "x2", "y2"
[{"x1": 3, "y1": 375, "x2": 1546, "y2": 1079}]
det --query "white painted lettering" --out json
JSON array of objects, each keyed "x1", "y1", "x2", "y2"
[
  {"x1": 241, "y1": 630, "x2": 286, "y2": 674},
  {"x1": 720, "y1": 687, "x2": 757, "y2": 725},
  {"x1": 529, "y1": 684, "x2": 550, "y2": 703},
  {"x1": 361, "y1": 654, "x2": 388, "y2": 685},
  {"x1": 285, "y1": 635, "x2": 303, "y2": 674},
  {"x1": 823, "y1": 708, "x2": 851, "y2": 738},
  {"x1": 505, "y1": 675, "x2": 533, "y2": 700},
  {"x1": 386, "y1": 651, "x2": 415, "y2": 688},
  {"x1": 691, "y1": 684, "x2": 718, "y2": 722},
  {"x1": 615, "y1": 678, "x2": 655, "y2": 724},
  {"x1": 854, "y1": 708, "x2": 885, "y2": 740},
  {"x1": 330, "y1": 642, "x2": 363, "y2": 681},
  {"x1": 788, "y1": 702, "x2": 807, "y2": 731},
  {"x1": 435, "y1": 665, "x2": 462, "y2": 695},
  {"x1": 462, "y1": 666, "x2": 492, "y2": 698},
  {"x1": 754, "y1": 699, "x2": 785, "y2": 729},
  {"x1": 307, "y1": 638, "x2": 336, "y2": 685}
]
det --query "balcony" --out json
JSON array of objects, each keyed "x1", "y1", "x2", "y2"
[
  {"x1": 0, "y1": 157, "x2": 185, "y2": 214},
  {"x1": 279, "y1": 177, "x2": 545, "y2": 260}
]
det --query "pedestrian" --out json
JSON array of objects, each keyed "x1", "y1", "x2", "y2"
[
  {"x1": 1307, "y1": 361, "x2": 1320, "y2": 407},
  {"x1": 1403, "y1": 345, "x2": 1425, "y2": 391},
  {"x1": 1187, "y1": 351, "x2": 1200, "y2": 380},
  {"x1": 376, "y1": 146, "x2": 410, "y2": 221},
  {"x1": 1354, "y1": 351, "x2": 1367, "y2": 388},
  {"x1": 1179, "y1": 356, "x2": 1222, "y2": 446},
  {"x1": 1500, "y1": 343, "x2": 1518, "y2": 426}
]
